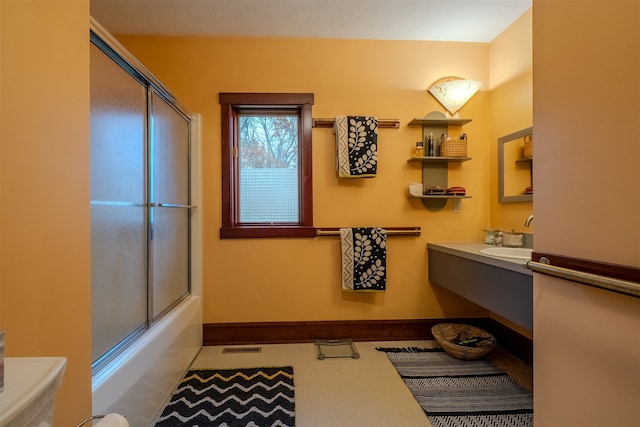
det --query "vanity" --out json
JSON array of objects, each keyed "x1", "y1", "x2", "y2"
[{"x1": 427, "y1": 242, "x2": 533, "y2": 331}]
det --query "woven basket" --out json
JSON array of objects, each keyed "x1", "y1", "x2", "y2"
[
  {"x1": 440, "y1": 139, "x2": 467, "y2": 157},
  {"x1": 524, "y1": 134, "x2": 533, "y2": 158},
  {"x1": 431, "y1": 323, "x2": 496, "y2": 360}
]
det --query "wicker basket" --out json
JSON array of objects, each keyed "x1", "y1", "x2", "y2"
[
  {"x1": 440, "y1": 139, "x2": 467, "y2": 157},
  {"x1": 524, "y1": 134, "x2": 533, "y2": 158},
  {"x1": 431, "y1": 323, "x2": 496, "y2": 360}
]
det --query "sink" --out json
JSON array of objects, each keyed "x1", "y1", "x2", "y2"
[
  {"x1": 480, "y1": 247, "x2": 533, "y2": 260},
  {"x1": 0, "y1": 357, "x2": 66, "y2": 427}
]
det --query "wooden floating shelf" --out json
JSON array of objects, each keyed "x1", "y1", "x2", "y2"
[
  {"x1": 408, "y1": 117, "x2": 472, "y2": 127},
  {"x1": 407, "y1": 156, "x2": 472, "y2": 163},
  {"x1": 408, "y1": 194, "x2": 472, "y2": 199}
]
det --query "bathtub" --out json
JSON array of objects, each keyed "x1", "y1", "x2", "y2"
[
  {"x1": 92, "y1": 114, "x2": 203, "y2": 426},
  {"x1": 92, "y1": 295, "x2": 202, "y2": 426}
]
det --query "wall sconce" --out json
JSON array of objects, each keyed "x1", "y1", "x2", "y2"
[{"x1": 428, "y1": 77, "x2": 482, "y2": 116}]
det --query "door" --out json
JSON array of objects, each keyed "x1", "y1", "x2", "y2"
[
  {"x1": 149, "y1": 91, "x2": 191, "y2": 318},
  {"x1": 532, "y1": 2, "x2": 640, "y2": 425}
]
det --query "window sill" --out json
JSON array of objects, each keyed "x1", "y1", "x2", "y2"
[{"x1": 220, "y1": 226, "x2": 317, "y2": 239}]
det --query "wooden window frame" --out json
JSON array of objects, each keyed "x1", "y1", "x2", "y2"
[{"x1": 219, "y1": 93, "x2": 315, "y2": 239}]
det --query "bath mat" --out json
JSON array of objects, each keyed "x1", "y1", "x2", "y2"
[
  {"x1": 154, "y1": 367, "x2": 295, "y2": 427},
  {"x1": 377, "y1": 347, "x2": 533, "y2": 427}
]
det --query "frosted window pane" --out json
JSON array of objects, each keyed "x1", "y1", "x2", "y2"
[{"x1": 238, "y1": 115, "x2": 299, "y2": 223}]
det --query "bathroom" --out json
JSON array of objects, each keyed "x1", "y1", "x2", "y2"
[{"x1": 1, "y1": 1, "x2": 639, "y2": 426}]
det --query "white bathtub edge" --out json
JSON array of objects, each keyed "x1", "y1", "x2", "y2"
[{"x1": 92, "y1": 295, "x2": 202, "y2": 426}]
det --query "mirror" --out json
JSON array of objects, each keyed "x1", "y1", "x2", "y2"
[{"x1": 498, "y1": 127, "x2": 533, "y2": 203}]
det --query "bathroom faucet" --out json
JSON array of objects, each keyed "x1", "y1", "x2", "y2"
[{"x1": 525, "y1": 214, "x2": 534, "y2": 227}]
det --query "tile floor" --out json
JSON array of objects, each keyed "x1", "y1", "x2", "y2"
[{"x1": 154, "y1": 340, "x2": 533, "y2": 427}]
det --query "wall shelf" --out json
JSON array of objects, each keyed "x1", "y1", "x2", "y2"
[
  {"x1": 408, "y1": 117, "x2": 472, "y2": 127},
  {"x1": 408, "y1": 156, "x2": 472, "y2": 163},
  {"x1": 408, "y1": 194, "x2": 472, "y2": 200},
  {"x1": 407, "y1": 112, "x2": 472, "y2": 211}
]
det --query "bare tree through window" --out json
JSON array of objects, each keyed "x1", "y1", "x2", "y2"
[{"x1": 239, "y1": 116, "x2": 298, "y2": 168}]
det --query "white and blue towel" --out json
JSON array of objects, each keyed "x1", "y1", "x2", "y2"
[
  {"x1": 334, "y1": 116, "x2": 378, "y2": 178},
  {"x1": 340, "y1": 227, "x2": 386, "y2": 291}
]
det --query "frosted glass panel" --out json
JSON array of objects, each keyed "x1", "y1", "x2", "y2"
[
  {"x1": 150, "y1": 92, "x2": 190, "y2": 317},
  {"x1": 90, "y1": 43, "x2": 147, "y2": 362},
  {"x1": 151, "y1": 208, "x2": 189, "y2": 316},
  {"x1": 90, "y1": 205, "x2": 147, "y2": 360},
  {"x1": 151, "y1": 92, "x2": 190, "y2": 205}
]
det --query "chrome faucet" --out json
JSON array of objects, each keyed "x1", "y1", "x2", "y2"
[{"x1": 524, "y1": 214, "x2": 534, "y2": 227}]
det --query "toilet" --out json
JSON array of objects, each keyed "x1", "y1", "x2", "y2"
[{"x1": 0, "y1": 357, "x2": 66, "y2": 427}]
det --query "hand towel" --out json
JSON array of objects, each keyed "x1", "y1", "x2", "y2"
[
  {"x1": 340, "y1": 227, "x2": 386, "y2": 291},
  {"x1": 334, "y1": 116, "x2": 378, "y2": 178}
]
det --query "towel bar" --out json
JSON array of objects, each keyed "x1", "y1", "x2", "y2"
[
  {"x1": 312, "y1": 118, "x2": 400, "y2": 128},
  {"x1": 315, "y1": 227, "x2": 421, "y2": 236}
]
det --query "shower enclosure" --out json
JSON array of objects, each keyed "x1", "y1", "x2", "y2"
[
  {"x1": 90, "y1": 26, "x2": 192, "y2": 371},
  {"x1": 89, "y1": 20, "x2": 202, "y2": 425}
]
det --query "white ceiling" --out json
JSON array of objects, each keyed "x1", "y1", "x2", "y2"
[{"x1": 90, "y1": 0, "x2": 531, "y2": 43}]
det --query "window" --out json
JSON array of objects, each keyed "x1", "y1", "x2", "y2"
[{"x1": 219, "y1": 93, "x2": 315, "y2": 238}]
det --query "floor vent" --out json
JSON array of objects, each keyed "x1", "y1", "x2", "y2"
[{"x1": 222, "y1": 346, "x2": 262, "y2": 354}]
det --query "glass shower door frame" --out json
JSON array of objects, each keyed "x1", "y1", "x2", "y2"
[{"x1": 90, "y1": 29, "x2": 193, "y2": 374}]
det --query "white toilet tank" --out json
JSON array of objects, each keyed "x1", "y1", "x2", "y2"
[{"x1": 0, "y1": 357, "x2": 66, "y2": 427}]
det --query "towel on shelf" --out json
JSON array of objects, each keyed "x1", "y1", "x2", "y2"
[
  {"x1": 340, "y1": 227, "x2": 387, "y2": 291},
  {"x1": 334, "y1": 115, "x2": 378, "y2": 178}
]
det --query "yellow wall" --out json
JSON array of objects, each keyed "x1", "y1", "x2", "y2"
[
  {"x1": 489, "y1": 9, "x2": 534, "y2": 232},
  {"x1": 0, "y1": 1, "x2": 92, "y2": 425},
  {"x1": 486, "y1": 9, "x2": 533, "y2": 338},
  {"x1": 117, "y1": 36, "x2": 496, "y2": 324},
  {"x1": 0, "y1": 5, "x2": 532, "y2": 424}
]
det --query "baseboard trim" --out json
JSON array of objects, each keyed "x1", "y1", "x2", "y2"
[{"x1": 203, "y1": 318, "x2": 532, "y2": 364}]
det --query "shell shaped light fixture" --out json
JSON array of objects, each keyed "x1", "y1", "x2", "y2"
[{"x1": 428, "y1": 77, "x2": 482, "y2": 116}]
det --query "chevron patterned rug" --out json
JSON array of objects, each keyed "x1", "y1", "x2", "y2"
[
  {"x1": 154, "y1": 367, "x2": 295, "y2": 427},
  {"x1": 377, "y1": 347, "x2": 533, "y2": 427}
]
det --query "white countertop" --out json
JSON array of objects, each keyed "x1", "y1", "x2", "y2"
[{"x1": 427, "y1": 242, "x2": 533, "y2": 276}]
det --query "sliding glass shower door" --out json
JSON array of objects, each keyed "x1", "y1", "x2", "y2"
[
  {"x1": 90, "y1": 38, "x2": 192, "y2": 370},
  {"x1": 90, "y1": 42, "x2": 148, "y2": 364},
  {"x1": 149, "y1": 91, "x2": 191, "y2": 317}
]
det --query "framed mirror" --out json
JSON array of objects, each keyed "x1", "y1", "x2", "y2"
[{"x1": 498, "y1": 127, "x2": 533, "y2": 203}]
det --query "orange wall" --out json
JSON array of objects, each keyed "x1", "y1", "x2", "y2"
[
  {"x1": 489, "y1": 9, "x2": 533, "y2": 232},
  {"x1": 117, "y1": 36, "x2": 495, "y2": 324},
  {"x1": 0, "y1": 1, "x2": 92, "y2": 425}
]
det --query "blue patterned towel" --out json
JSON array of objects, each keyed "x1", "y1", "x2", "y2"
[
  {"x1": 340, "y1": 227, "x2": 386, "y2": 291},
  {"x1": 334, "y1": 116, "x2": 378, "y2": 178}
]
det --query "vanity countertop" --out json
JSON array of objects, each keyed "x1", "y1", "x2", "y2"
[{"x1": 427, "y1": 242, "x2": 532, "y2": 276}]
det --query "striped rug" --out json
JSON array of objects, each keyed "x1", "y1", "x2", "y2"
[
  {"x1": 378, "y1": 347, "x2": 533, "y2": 427},
  {"x1": 154, "y1": 367, "x2": 295, "y2": 427}
]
